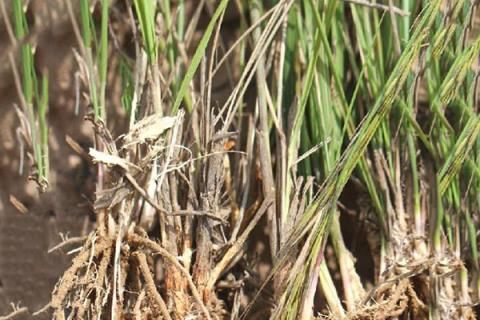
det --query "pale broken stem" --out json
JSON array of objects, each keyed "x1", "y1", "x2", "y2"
[
  {"x1": 48, "y1": 235, "x2": 88, "y2": 253},
  {"x1": 95, "y1": 139, "x2": 107, "y2": 237},
  {"x1": 184, "y1": 0, "x2": 205, "y2": 47},
  {"x1": 302, "y1": 239, "x2": 326, "y2": 319},
  {"x1": 128, "y1": 233, "x2": 212, "y2": 320},
  {"x1": 74, "y1": 72, "x2": 81, "y2": 115},
  {"x1": 0, "y1": 306, "x2": 28, "y2": 320},
  {"x1": 32, "y1": 303, "x2": 51, "y2": 317},
  {"x1": 9, "y1": 194, "x2": 28, "y2": 214},
  {"x1": 84, "y1": 234, "x2": 98, "y2": 293},
  {"x1": 135, "y1": 252, "x2": 172, "y2": 320},
  {"x1": 65, "y1": 135, "x2": 90, "y2": 161},
  {"x1": 153, "y1": 111, "x2": 184, "y2": 245},
  {"x1": 345, "y1": 0, "x2": 410, "y2": 16},
  {"x1": 126, "y1": 0, "x2": 148, "y2": 127}
]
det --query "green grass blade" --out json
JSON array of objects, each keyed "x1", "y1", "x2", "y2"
[
  {"x1": 270, "y1": 0, "x2": 443, "y2": 317},
  {"x1": 171, "y1": 0, "x2": 229, "y2": 114},
  {"x1": 98, "y1": 0, "x2": 109, "y2": 121},
  {"x1": 133, "y1": 0, "x2": 158, "y2": 62}
]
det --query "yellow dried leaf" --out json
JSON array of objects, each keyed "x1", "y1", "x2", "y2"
[{"x1": 89, "y1": 148, "x2": 141, "y2": 171}]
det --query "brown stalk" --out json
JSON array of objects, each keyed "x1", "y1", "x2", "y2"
[
  {"x1": 192, "y1": 32, "x2": 225, "y2": 301},
  {"x1": 157, "y1": 175, "x2": 186, "y2": 315},
  {"x1": 128, "y1": 233, "x2": 212, "y2": 320},
  {"x1": 193, "y1": 145, "x2": 223, "y2": 302}
]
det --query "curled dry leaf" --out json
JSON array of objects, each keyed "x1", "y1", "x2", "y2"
[{"x1": 89, "y1": 148, "x2": 141, "y2": 171}]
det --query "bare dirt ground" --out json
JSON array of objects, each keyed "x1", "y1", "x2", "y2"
[{"x1": 0, "y1": 2, "x2": 94, "y2": 317}]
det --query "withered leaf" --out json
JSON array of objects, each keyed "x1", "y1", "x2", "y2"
[
  {"x1": 123, "y1": 114, "x2": 176, "y2": 146},
  {"x1": 89, "y1": 148, "x2": 141, "y2": 171}
]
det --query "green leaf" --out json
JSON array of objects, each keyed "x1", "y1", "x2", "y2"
[{"x1": 171, "y1": 0, "x2": 230, "y2": 114}]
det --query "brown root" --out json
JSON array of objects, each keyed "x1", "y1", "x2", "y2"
[
  {"x1": 347, "y1": 279, "x2": 414, "y2": 320},
  {"x1": 135, "y1": 251, "x2": 172, "y2": 320},
  {"x1": 128, "y1": 232, "x2": 212, "y2": 320},
  {"x1": 47, "y1": 227, "x2": 218, "y2": 320},
  {"x1": 51, "y1": 236, "x2": 111, "y2": 311}
]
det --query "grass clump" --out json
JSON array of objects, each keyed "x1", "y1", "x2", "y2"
[{"x1": 6, "y1": 0, "x2": 50, "y2": 191}]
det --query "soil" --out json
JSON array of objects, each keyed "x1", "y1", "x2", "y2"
[{"x1": 0, "y1": 1, "x2": 94, "y2": 318}]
